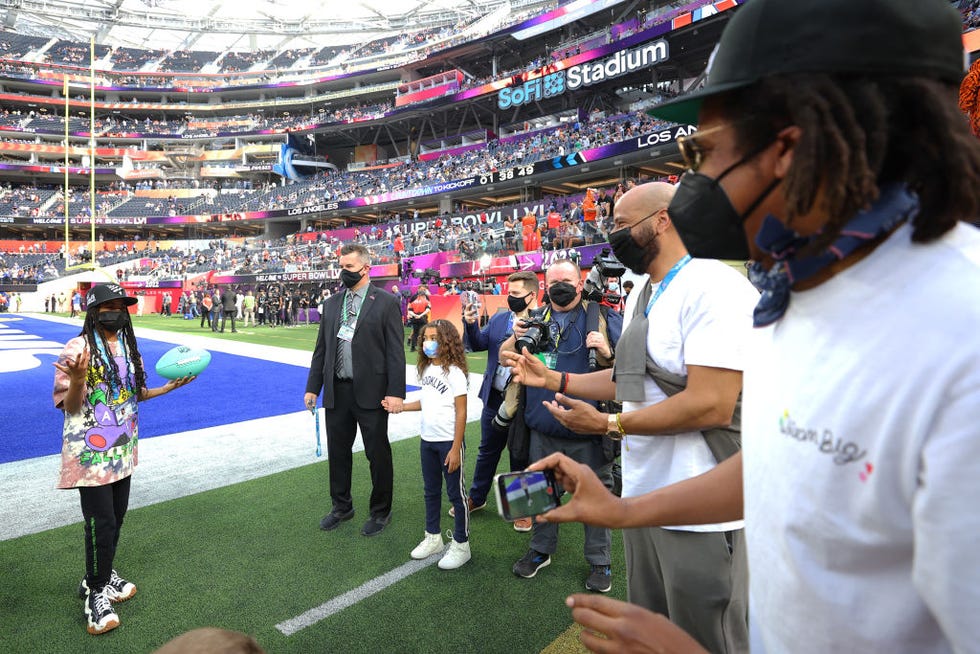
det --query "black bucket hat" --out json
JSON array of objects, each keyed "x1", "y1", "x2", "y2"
[
  {"x1": 86, "y1": 283, "x2": 138, "y2": 308},
  {"x1": 650, "y1": 0, "x2": 965, "y2": 125}
]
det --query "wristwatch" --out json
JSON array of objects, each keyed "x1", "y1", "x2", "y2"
[{"x1": 606, "y1": 413, "x2": 625, "y2": 441}]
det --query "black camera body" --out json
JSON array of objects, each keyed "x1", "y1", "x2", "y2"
[
  {"x1": 515, "y1": 306, "x2": 551, "y2": 354},
  {"x1": 583, "y1": 248, "x2": 627, "y2": 303}
]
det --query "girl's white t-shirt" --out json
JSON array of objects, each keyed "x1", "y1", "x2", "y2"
[{"x1": 418, "y1": 363, "x2": 468, "y2": 442}]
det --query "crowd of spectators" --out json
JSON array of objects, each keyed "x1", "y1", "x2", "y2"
[
  {"x1": 0, "y1": 109, "x2": 668, "y2": 222},
  {"x1": 0, "y1": 252, "x2": 61, "y2": 284},
  {"x1": 220, "y1": 50, "x2": 273, "y2": 73},
  {"x1": 47, "y1": 41, "x2": 111, "y2": 66},
  {"x1": 0, "y1": 0, "x2": 553, "y2": 91},
  {"x1": 159, "y1": 50, "x2": 220, "y2": 73},
  {"x1": 110, "y1": 47, "x2": 165, "y2": 70},
  {"x1": 268, "y1": 48, "x2": 315, "y2": 69},
  {"x1": 960, "y1": 0, "x2": 980, "y2": 30},
  {"x1": 0, "y1": 33, "x2": 49, "y2": 59},
  {"x1": 0, "y1": 0, "x2": 697, "y2": 127},
  {"x1": 219, "y1": 111, "x2": 666, "y2": 216},
  {"x1": 0, "y1": 101, "x2": 394, "y2": 139}
]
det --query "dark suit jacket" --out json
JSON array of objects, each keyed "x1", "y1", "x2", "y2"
[
  {"x1": 464, "y1": 309, "x2": 515, "y2": 405},
  {"x1": 220, "y1": 289, "x2": 236, "y2": 312},
  {"x1": 306, "y1": 283, "x2": 406, "y2": 410}
]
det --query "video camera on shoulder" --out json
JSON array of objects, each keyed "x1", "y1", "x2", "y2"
[{"x1": 583, "y1": 247, "x2": 627, "y2": 304}]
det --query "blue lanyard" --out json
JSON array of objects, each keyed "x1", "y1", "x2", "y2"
[
  {"x1": 311, "y1": 405, "x2": 322, "y2": 457},
  {"x1": 644, "y1": 254, "x2": 691, "y2": 317}
]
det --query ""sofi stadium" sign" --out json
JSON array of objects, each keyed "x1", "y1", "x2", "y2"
[{"x1": 498, "y1": 40, "x2": 669, "y2": 110}]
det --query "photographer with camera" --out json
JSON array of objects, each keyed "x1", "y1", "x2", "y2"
[
  {"x1": 460, "y1": 271, "x2": 540, "y2": 531},
  {"x1": 500, "y1": 259, "x2": 622, "y2": 592}
]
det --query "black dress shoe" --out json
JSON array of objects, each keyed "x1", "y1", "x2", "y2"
[
  {"x1": 361, "y1": 514, "x2": 391, "y2": 537},
  {"x1": 319, "y1": 508, "x2": 355, "y2": 531}
]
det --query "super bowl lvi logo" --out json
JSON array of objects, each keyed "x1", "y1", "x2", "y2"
[{"x1": 0, "y1": 317, "x2": 65, "y2": 374}]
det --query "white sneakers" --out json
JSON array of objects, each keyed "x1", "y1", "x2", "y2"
[
  {"x1": 438, "y1": 539, "x2": 471, "y2": 570},
  {"x1": 410, "y1": 532, "x2": 444, "y2": 559},
  {"x1": 409, "y1": 532, "x2": 472, "y2": 569}
]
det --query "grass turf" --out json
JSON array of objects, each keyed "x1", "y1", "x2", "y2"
[
  {"x1": 5, "y1": 314, "x2": 619, "y2": 652},
  {"x1": 0, "y1": 423, "x2": 624, "y2": 653}
]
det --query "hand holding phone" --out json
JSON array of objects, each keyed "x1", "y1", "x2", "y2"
[
  {"x1": 463, "y1": 302, "x2": 478, "y2": 324},
  {"x1": 524, "y1": 452, "x2": 626, "y2": 527},
  {"x1": 494, "y1": 469, "x2": 561, "y2": 522}
]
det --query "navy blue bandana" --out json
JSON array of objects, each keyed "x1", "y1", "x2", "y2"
[{"x1": 748, "y1": 184, "x2": 918, "y2": 327}]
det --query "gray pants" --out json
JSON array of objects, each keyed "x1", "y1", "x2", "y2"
[
  {"x1": 529, "y1": 430, "x2": 613, "y2": 565},
  {"x1": 624, "y1": 526, "x2": 749, "y2": 654}
]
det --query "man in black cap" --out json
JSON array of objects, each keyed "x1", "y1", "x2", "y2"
[{"x1": 522, "y1": 1, "x2": 980, "y2": 652}]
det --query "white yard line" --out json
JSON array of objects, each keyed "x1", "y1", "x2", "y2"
[{"x1": 275, "y1": 555, "x2": 444, "y2": 636}]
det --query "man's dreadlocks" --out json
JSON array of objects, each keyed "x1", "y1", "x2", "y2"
[{"x1": 726, "y1": 74, "x2": 980, "y2": 255}]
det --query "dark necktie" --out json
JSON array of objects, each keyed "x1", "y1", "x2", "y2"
[{"x1": 335, "y1": 291, "x2": 357, "y2": 378}]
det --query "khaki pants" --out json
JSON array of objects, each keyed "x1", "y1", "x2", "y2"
[{"x1": 624, "y1": 526, "x2": 749, "y2": 654}]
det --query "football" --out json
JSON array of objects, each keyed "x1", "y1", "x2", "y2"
[{"x1": 155, "y1": 345, "x2": 211, "y2": 380}]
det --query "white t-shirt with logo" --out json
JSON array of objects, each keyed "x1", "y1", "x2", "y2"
[
  {"x1": 621, "y1": 258, "x2": 757, "y2": 532},
  {"x1": 743, "y1": 222, "x2": 980, "y2": 653},
  {"x1": 418, "y1": 363, "x2": 468, "y2": 442}
]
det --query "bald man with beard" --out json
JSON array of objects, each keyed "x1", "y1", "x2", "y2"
[{"x1": 505, "y1": 182, "x2": 758, "y2": 652}]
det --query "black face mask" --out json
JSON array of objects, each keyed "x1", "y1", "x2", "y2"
[
  {"x1": 507, "y1": 292, "x2": 533, "y2": 313},
  {"x1": 340, "y1": 267, "x2": 365, "y2": 289},
  {"x1": 668, "y1": 147, "x2": 780, "y2": 260},
  {"x1": 547, "y1": 282, "x2": 578, "y2": 308},
  {"x1": 98, "y1": 311, "x2": 129, "y2": 332},
  {"x1": 608, "y1": 213, "x2": 660, "y2": 275}
]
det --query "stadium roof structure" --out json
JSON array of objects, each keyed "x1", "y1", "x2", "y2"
[{"x1": 0, "y1": 0, "x2": 512, "y2": 53}]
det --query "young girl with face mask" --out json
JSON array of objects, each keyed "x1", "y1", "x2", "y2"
[
  {"x1": 386, "y1": 319, "x2": 471, "y2": 570},
  {"x1": 52, "y1": 284, "x2": 195, "y2": 635}
]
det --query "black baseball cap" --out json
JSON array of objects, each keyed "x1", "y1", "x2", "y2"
[
  {"x1": 650, "y1": 0, "x2": 965, "y2": 125},
  {"x1": 86, "y1": 283, "x2": 138, "y2": 308}
]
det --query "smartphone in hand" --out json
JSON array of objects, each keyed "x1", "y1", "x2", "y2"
[{"x1": 493, "y1": 469, "x2": 560, "y2": 521}]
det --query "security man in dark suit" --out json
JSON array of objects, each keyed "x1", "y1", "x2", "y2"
[
  {"x1": 305, "y1": 244, "x2": 406, "y2": 537},
  {"x1": 219, "y1": 286, "x2": 238, "y2": 333}
]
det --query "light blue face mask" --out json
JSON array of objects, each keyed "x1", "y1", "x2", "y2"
[{"x1": 422, "y1": 340, "x2": 439, "y2": 358}]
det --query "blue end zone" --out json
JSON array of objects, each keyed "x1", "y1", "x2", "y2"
[{"x1": 0, "y1": 317, "x2": 418, "y2": 465}]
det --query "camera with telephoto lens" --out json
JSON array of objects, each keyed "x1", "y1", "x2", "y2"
[
  {"x1": 583, "y1": 248, "x2": 627, "y2": 303},
  {"x1": 514, "y1": 306, "x2": 551, "y2": 355}
]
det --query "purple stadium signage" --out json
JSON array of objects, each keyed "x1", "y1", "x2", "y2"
[
  {"x1": 210, "y1": 269, "x2": 342, "y2": 285},
  {"x1": 124, "y1": 279, "x2": 183, "y2": 288},
  {"x1": 439, "y1": 243, "x2": 611, "y2": 278}
]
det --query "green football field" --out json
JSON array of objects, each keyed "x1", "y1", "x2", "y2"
[{"x1": 1, "y1": 316, "x2": 626, "y2": 653}]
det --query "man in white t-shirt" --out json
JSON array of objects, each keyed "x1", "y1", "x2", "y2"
[{"x1": 503, "y1": 181, "x2": 757, "y2": 652}]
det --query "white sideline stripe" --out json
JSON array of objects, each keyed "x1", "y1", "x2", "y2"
[
  {"x1": 275, "y1": 555, "x2": 441, "y2": 636},
  {"x1": 0, "y1": 364, "x2": 485, "y2": 541}
]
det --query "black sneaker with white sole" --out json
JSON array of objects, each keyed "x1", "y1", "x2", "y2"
[
  {"x1": 78, "y1": 570, "x2": 137, "y2": 603},
  {"x1": 512, "y1": 549, "x2": 551, "y2": 578},
  {"x1": 585, "y1": 565, "x2": 612, "y2": 593},
  {"x1": 83, "y1": 585, "x2": 119, "y2": 635}
]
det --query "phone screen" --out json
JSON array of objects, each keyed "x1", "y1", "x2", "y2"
[{"x1": 494, "y1": 470, "x2": 560, "y2": 521}]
